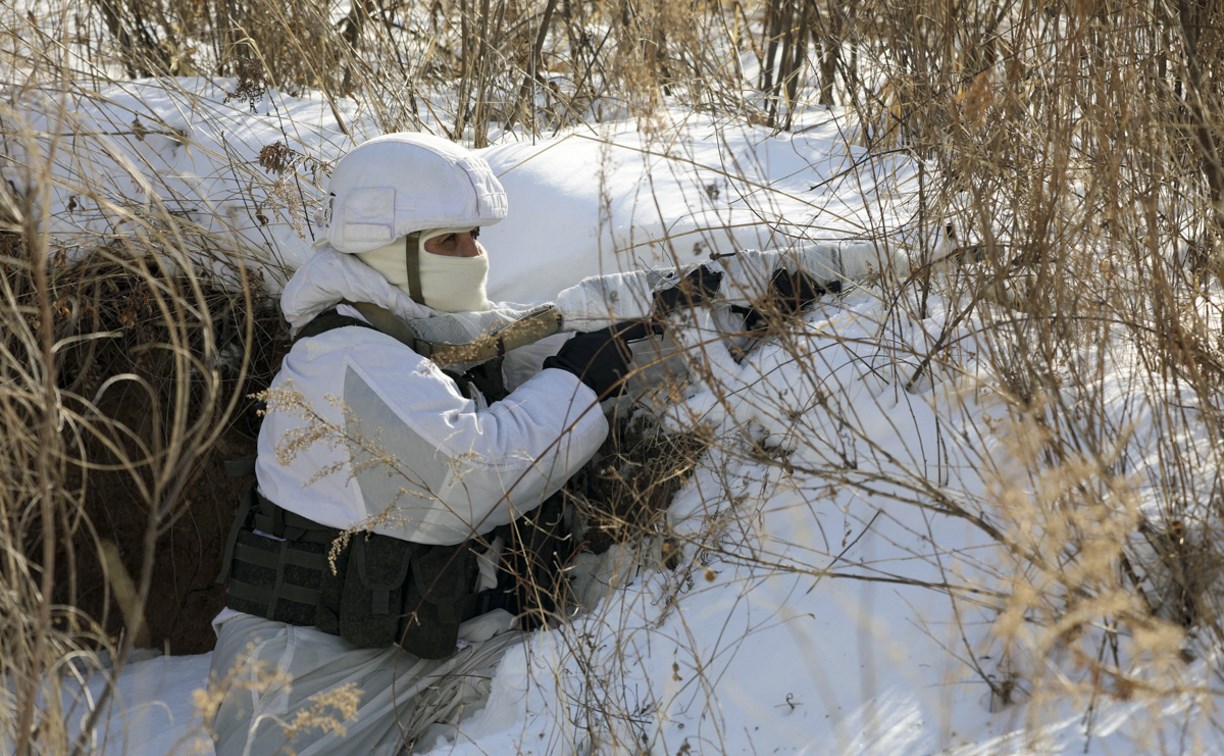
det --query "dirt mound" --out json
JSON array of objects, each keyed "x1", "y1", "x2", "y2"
[{"x1": 43, "y1": 253, "x2": 289, "y2": 654}]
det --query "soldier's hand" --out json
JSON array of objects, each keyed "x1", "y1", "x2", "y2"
[
  {"x1": 653, "y1": 265, "x2": 724, "y2": 315},
  {"x1": 742, "y1": 267, "x2": 836, "y2": 329},
  {"x1": 544, "y1": 320, "x2": 663, "y2": 398}
]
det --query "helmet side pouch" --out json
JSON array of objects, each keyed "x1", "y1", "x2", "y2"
[{"x1": 337, "y1": 186, "x2": 397, "y2": 247}]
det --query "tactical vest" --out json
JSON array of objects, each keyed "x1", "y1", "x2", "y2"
[{"x1": 218, "y1": 305, "x2": 574, "y2": 659}]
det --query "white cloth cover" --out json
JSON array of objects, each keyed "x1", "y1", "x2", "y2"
[
  {"x1": 549, "y1": 246, "x2": 857, "y2": 330},
  {"x1": 257, "y1": 246, "x2": 609, "y2": 544},
  {"x1": 209, "y1": 612, "x2": 521, "y2": 755},
  {"x1": 322, "y1": 133, "x2": 507, "y2": 255}
]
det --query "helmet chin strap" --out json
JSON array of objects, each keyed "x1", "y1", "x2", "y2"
[{"x1": 403, "y1": 233, "x2": 424, "y2": 303}]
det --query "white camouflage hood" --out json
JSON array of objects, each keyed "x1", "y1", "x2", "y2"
[{"x1": 281, "y1": 246, "x2": 433, "y2": 331}]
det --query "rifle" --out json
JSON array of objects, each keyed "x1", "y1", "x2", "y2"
[
  {"x1": 422, "y1": 240, "x2": 874, "y2": 372},
  {"x1": 421, "y1": 242, "x2": 870, "y2": 409},
  {"x1": 552, "y1": 240, "x2": 874, "y2": 329}
]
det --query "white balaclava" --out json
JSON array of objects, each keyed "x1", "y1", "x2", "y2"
[{"x1": 358, "y1": 229, "x2": 491, "y2": 313}]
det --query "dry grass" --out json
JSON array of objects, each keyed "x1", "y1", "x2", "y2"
[{"x1": 0, "y1": 38, "x2": 284, "y2": 746}]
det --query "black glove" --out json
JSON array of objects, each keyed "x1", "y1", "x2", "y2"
[
  {"x1": 653, "y1": 265, "x2": 724, "y2": 315},
  {"x1": 544, "y1": 320, "x2": 663, "y2": 397},
  {"x1": 741, "y1": 267, "x2": 837, "y2": 329}
]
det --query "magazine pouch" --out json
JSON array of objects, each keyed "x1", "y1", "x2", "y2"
[
  {"x1": 333, "y1": 533, "x2": 416, "y2": 649},
  {"x1": 398, "y1": 542, "x2": 479, "y2": 659}
]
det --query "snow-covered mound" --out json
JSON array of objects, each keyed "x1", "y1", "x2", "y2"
[
  {"x1": 479, "y1": 119, "x2": 919, "y2": 301},
  {"x1": 2, "y1": 79, "x2": 923, "y2": 300}
]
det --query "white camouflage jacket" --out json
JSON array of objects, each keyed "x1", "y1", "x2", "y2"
[{"x1": 255, "y1": 247, "x2": 609, "y2": 545}]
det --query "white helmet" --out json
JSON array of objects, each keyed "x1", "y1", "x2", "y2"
[{"x1": 322, "y1": 132, "x2": 508, "y2": 255}]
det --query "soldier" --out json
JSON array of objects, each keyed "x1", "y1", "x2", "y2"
[{"x1": 209, "y1": 132, "x2": 648, "y2": 753}]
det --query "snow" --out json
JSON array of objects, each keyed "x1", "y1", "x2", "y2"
[
  {"x1": 73, "y1": 652, "x2": 214, "y2": 753},
  {"x1": 6, "y1": 78, "x2": 919, "y2": 296},
  {"x1": 8, "y1": 77, "x2": 1222, "y2": 754}
]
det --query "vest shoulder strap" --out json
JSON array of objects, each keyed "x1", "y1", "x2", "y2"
[
  {"x1": 292, "y1": 302, "x2": 563, "y2": 372},
  {"x1": 291, "y1": 309, "x2": 375, "y2": 345}
]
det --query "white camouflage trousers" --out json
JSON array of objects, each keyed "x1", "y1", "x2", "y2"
[{"x1": 207, "y1": 611, "x2": 520, "y2": 755}]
